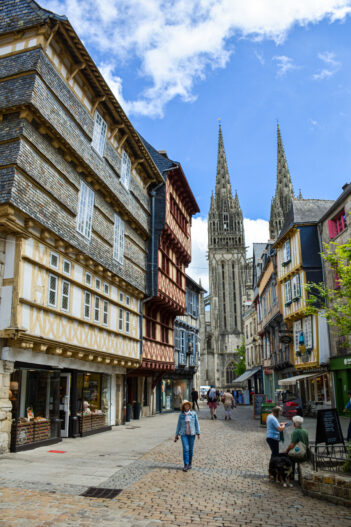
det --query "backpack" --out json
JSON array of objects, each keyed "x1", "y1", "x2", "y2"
[{"x1": 207, "y1": 389, "x2": 216, "y2": 402}]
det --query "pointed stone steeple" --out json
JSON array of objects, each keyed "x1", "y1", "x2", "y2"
[
  {"x1": 269, "y1": 124, "x2": 295, "y2": 239},
  {"x1": 215, "y1": 124, "x2": 233, "y2": 200}
]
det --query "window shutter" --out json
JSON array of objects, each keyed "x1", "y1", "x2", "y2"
[{"x1": 328, "y1": 220, "x2": 336, "y2": 239}]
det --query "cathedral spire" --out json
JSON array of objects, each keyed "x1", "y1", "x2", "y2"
[
  {"x1": 269, "y1": 124, "x2": 295, "y2": 240},
  {"x1": 216, "y1": 124, "x2": 233, "y2": 199}
]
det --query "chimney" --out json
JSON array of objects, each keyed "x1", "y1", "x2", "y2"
[{"x1": 342, "y1": 182, "x2": 349, "y2": 191}]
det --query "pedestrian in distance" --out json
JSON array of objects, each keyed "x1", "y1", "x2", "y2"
[
  {"x1": 343, "y1": 390, "x2": 351, "y2": 442},
  {"x1": 266, "y1": 406, "x2": 287, "y2": 458},
  {"x1": 221, "y1": 390, "x2": 234, "y2": 420},
  {"x1": 174, "y1": 400, "x2": 200, "y2": 472},
  {"x1": 191, "y1": 387, "x2": 200, "y2": 411},
  {"x1": 207, "y1": 385, "x2": 218, "y2": 420}
]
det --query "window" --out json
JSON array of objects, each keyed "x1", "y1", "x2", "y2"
[
  {"x1": 118, "y1": 308, "x2": 124, "y2": 331},
  {"x1": 94, "y1": 296, "x2": 100, "y2": 323},
  {"x1": 50, "y1": 252, "x2": 59, "y2": 269},
  {"x1": 85, "y1": 272, "x2": 92, "y2": 286},
  {"x1": 161, "y1": 315, "x2": 169, "y2": 344},
  {"x1": 48, "y1": 274, "x2": 58, "y2": 307},
  {"x1": 170, "y1": 195, "x2": 188, "y2": 235},
  {"x1": 291, "y1": 274, "x2": 301, "y2": 300},
  {"x1": 161, "y1": 250, "x2": 169, "y2": 275},
  {"x1": 91, "y1": 111, "x2": 107, "y2": 156},
  {"x1": 103, "y1": 300, "x2": 109, "y2": 326},
  {"x1": 77, "y1": 181, "x2": 95, "y2": 239},
  {"x1": 284, "y1": 280, "x2": 292, "y2": 305},
  {"x1": 95, "y1": 278, "x2": 101, "y2": 290},
  {"x1": 174, "y1": 327, "x2": 180, "y2": 350},
  {"x1": 104, "y1": 283, "x2": 110, "y2": 295},
  {"x1": 328, "y1": 209, "x2": 347, "y2": 239},
  {"x1": 84, "y1": 291, "x2": 91, "y2": 319},
  {"x1": 146, "y1": 307, "x2": 156, "y2": 339},
  {"x1": 126, "y1": 295, "x2": 130, "y2": 306},
  {"x1": 121, "y1": 149, "x2": 131, "y2": 190},
  {"x1": 180, "y1": 329, "x2": 186, "y2": 354},
  {"x1": 303, "y1": 316, "x2": 313, "y2": 349},
  {"x1": 125, "y1": 311, "x2": 130, "y2": 333},
  {"x1": 282, "y1": 240, "x2": 291, "y2": 265},
  {"x1": 61, "y1": 280, "x2": 70, "y2": 311},
  {"x1": 113, "y1": 214, "x2": 125, "y2": 264},
  {"x1": 223, "y1": 213, "x2": 229, "y2": 230},
  {"x1": 119, "y1": 292, "x2": 124, "y2": 303},
  {"x1": 63, "y1": 259, "x2": 71, "y2": 275},
  {"x1": 293, "y1": 320, "x2": 302, "y2": 352},
  {"x1": 271, "y1": 282, "x2": 277, "y2": 305}
]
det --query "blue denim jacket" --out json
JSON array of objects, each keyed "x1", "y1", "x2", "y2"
[{"x1": 175, "y1": 411, "x2": 200, "y2": 436}]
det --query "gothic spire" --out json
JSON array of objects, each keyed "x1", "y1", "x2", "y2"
[
  {"x1": 276, "y1": 123, "x2": 294, "y2": 198},
  {"x1": 215, "y1": 124, "x2": 233, "y2": 199}
]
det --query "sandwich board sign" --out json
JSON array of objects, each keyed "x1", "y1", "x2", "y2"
[
  {"x1": 315, "y1": 408, "x2": 344, "y2": 445},
  {"x1": 253, "y1": 394, "x2": 266, "y2": 419}
]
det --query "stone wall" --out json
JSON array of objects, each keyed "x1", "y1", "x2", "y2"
[
  {"x1": 300, "y1": 461, "x2": 351, "y2": 507},
  {"x1": 0, "y1": 360, "x2": 14, "y2": 454}
]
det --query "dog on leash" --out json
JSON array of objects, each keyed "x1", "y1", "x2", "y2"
[{"x1": 269, "y1": 454, "x2": 293, "y2": 487}]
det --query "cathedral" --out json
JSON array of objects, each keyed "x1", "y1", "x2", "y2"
[{"x1": 200, "y1": 124, "x2": 294, "y2": 388}]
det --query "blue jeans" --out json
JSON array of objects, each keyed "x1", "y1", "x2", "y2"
[{"x1": 181, "y1": 434, "x2": 196, "y2": 466}]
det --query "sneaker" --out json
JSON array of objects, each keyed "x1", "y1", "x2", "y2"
[
  {"x1": 187, "y1": 464, "x2": 192, "y2": 470},
  {"x1": 183, "y1": 466, "x2": 188, "y2": 472},
  {"x1": 214, "y1": 414, "x2": 217, "y2": 419}
]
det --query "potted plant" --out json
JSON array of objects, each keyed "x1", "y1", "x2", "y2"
[
  {"x1": 133, "y1": 401, "x2": 141, "y2": 420},
  {"x1": 126, "y1": 403, "x2": 132, "y2": 422}
]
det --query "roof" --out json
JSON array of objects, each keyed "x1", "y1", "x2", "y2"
[
  {"x1": 319, "y1": 182, "x2": 351, "y2": 222},
  {"x1": 0, "y1": 0, "x2": 66, "y2": 34},
  {"x1": 253, "y1": 243, "x2": 267, "y2": 262},
  {"x1": 139, "y1": 135, "x2": 177, "y2": 177},
  {"x1": 233, "y1": 366, "x2": 261, "y2": 384},
  {"x1": 276, "y1": 198, "x2": 334, "y2": 243},
  {"x1": 185, "y1": 274, "x2": 207, "y2": 293}
]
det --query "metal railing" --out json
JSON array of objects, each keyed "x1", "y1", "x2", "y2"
[{"x1": 311, "y1": 442, "x2": 348, "y2": 473}]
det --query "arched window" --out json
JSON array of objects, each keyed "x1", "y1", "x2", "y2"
[{"x1": 225, "y1": 361, "x2": 236, "y2": 384}]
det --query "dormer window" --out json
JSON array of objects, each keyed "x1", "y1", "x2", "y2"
[{"x1": 91, "y1": 111, "x2": 107, "y2": 157}]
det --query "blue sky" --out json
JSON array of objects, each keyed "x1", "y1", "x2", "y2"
[{"x1": 42, "y1": 1, "x2": 351, "y2": 288}]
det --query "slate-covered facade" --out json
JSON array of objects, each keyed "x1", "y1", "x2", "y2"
[{"x1": 0, "y1": 0, "x2": 163, "y2": 452}]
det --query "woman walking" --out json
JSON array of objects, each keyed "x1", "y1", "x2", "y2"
[{"x1": 175, "y1": 400, "x2": 200, "y2": 471}]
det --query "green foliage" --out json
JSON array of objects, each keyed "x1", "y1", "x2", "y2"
[
  {"x1": 305, "y1": 238, "x2": 351, "y2": 337},
  {"x1": 343, "y1": 440, "x2": 351, "y2": 473},
  {"x1": 235, "y1": 340, "x2": 246, "y2": 377}
]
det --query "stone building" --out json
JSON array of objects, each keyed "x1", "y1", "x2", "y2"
[
  {"x1": 0, "y1": 0, "x2": 163, "y2": 452},
  {"x1": 319, "y1": 183, "x2": 351, "y2": 413},
  {"x1": 200, "y1": 125, "x2": 247, "y2": 388}
]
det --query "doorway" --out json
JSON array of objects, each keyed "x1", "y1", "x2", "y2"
[{"x1": 59, "y1": 373, "x2": 71, "y2": 437}]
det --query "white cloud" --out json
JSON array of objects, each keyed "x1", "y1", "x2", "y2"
[
  {"x1": 273, "y1": 55, "x2": 298, "y2": 76},
  {"x1": 43, "y1": 0, "x2": 351, "y2": 117},
  {"x1": 187, "y1": 216, "x2": 269, "y2": 291},
  {"x1": 313, "y1": 51, "x2": 341, "y2": 79},
  {"x1": 254, "y1": 50, "x2": 265, "y2": 65}
]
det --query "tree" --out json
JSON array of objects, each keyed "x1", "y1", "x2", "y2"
[
  {"x1": 235, "y1": 340, "x2": 246, "y2": 377},
  {"x1": 305, "y1": 238, "x2": 351, "y2": 337}
]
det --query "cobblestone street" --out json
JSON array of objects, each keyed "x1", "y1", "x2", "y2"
[{"x1": 1, "y1": 405, "x2": 351, "y2": 527}]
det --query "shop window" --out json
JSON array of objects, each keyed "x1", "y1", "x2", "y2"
[
  {"x1": 91, "y1": 111, "x2": 107, "y2": 157},
  {"x1": 63, "y1": 259, "x2": 71, "y2": 275},
  {"x1": 121, "y1": 149, "x2": 131, "y2": 190},
  {"x1": 328, "y1": 209, "x2": 347, "y2": 239},
  {"x1": 282, "y1": 240, "x2": 291, "y2": 266},
  {"x1": 77, "y1": 181, "x2": 95, "y2": 240},
  {"x1": 284, "y1": 280, "x2": 292, "y2": 305},
  {"x1": 48, "y1": 274, "x2": 58, "y2": 307},
  {"x1": 103, "y1": 300, "x2": 109, "y2": 326},
  {"x1": 125, "y1": 311, "x2": 130, "y2": 333},
  {"x1": 85, "y1": 272, "x2": 92, "y2": 285},
  {"x1": 113, "y1": 214, "x2": 125, "y2": 264},
  {"x1": 84, "y1": 291, "x2": 91, "y2": 319},
  {"x1": 76, "y1": 372, "x2": 111, "y2": 432},
  {"x1": 94, "y1": 296, "x2": 101, "y2": 323},
  {"x1": 50, "y1": 251, "x2": 59, "y2": 269},
  {"x1": 119, "y1": 308, "x2": 124, "y2": 331},
  {"x1": 291, "y1": 274, "x2": 301, "y2": 300},
  {"x1": 95, "y1": 278, "x2": 101, "y2": 290},
  {"x1": 61, "y1": 280, "x2": 70, "y2": 312},
  {"x1": 104, "y1": 283, "x2": 110, "y2": 295}
]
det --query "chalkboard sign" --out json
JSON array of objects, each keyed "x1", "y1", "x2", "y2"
[
  {"x1": 253, "y1": 394, "x2": 267, "y2": 418},
  {"x1": 315, "y1": 408, "x2": 344, "y2": 445}
]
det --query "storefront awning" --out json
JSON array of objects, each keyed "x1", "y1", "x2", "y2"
[
  {"x1": 278, "y1": 373, "x2": 321, "y2": 386},
  {"x1": 234, "y1": 366, "x2": 261, "y2": 384}
]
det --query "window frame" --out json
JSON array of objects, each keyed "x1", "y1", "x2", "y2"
[
  {"x1": 77, "y1": 181, "x2": 95, "y2": 240},
  {"x1": 113, "y1": 214, "x2": 125, "y2": 264},
  {"x1": 282, "y1": 239, "x2": 291, "y2": 266},
  {"x1": 125, "y1": 311, "x2": 130, "y2": 334},
  {"x1": 103, "y1": 300, "x2": 109, "y2": 326},
  {"x1": 121, "y1": 149, "x2": 131, "y2": 190},
  {"x1": 83, "y1": 290, "x2": 91, "y2": 319},
  {"x1": 91, "y1": 110, "x2": 107, "y2": 157},
  {"x1": 48, "y1": 274, "x2": 58, "y2": 308},
  {"x1": 61, "y1": 279, "x2": 70, "y2": 312},
  {"x1": 284, "y1": 280, "x2": 292, "y2": 305},
  {"x1": 62, "y1": 259, "x2": 71, "y2": 276},
  {"x1": 118, "y1": 308, "x2": 124, "y2": 331},
  {"x1": 291, "y1": 274, "x2": 301, "y2": 301},
  {"x1": 49, "y1": 251, "x2": 59, "y2": 269},
  {"x1": 94, "y1": 295, "x2": 101, "y2": 323},
  {"x1": 328, "y1": 209, "x2": 347, "y2": 239}
]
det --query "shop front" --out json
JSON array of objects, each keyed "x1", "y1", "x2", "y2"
[
  {"x1": 330, "y1": 356, "x2": 351, "y2": 414},
  {"x1": 278, "y1": 370, "x2": 332, "y2": 415},
  {"x1": 161, "y1": 378, "x2": 191, "y2": 411}
]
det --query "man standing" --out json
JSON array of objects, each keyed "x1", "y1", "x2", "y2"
[
  {"x1": 191, "y1": 388, "x2": 199, "y2": 411},
  {"x1": 343, "y1": 390, "x2": 351, "y2": 441},
  {"x1": 207, "y1": 385, "x2": 218, "y2": 420}
]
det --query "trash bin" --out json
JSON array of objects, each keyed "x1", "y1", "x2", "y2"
[{"x1": 260, "y1": 402, "x2": 276, "y2": 426}]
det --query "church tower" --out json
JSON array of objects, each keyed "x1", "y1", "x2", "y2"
[
  {"x1": 269, "y1": 124, "x2": 295, "y2": 240},
  {"x1": 203, "y1": 125, "x2": 246, "y2": 388}
]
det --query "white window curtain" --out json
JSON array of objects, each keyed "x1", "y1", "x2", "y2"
[
  {"x1": 77, "y1": 181, "x2": 95, "y2": 239},
  {"x1": 113, "y1": 214, "x2": 125, "y2": 264},
  {"x1": 91, "y1": 111, "x2": 107, "y2": 156},
  {"x1": 121, "y1": 149, "x2": 131, "y2": 190},
  {"x1": 292, "y1": 274, "x2": 301, "y2": 299},
  {"x1": 283, "y1": 240, "x2": 291, "y2": 263},
  {"x1": 293, "y1": 320, "x2": 302, "y2": 352}
]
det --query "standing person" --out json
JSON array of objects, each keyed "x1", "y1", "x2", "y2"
[
  {"x1": 222, "y1": 390, "x2": 234, "y2": 420},
  {"x1": 207, "y1": 385, "x2": 218, "y2": 420},
  {"x1": 343, "y1": 390, "x2": 351, "y2": 441},
  {"x1": 174, "y1": 400, "x2": 200, "y2": 471},
  {"x1": 266, "y1": 406, "x2": 287, "y2": 458},
  {"x1": 191, "y1": 388, "x2": 199, "y2": 411}
]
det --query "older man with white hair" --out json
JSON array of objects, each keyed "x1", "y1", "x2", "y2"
[{"x1": 284, "y1": 415, "x2": 310, "y2": 480}]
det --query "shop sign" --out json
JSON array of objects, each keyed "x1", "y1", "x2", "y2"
[
  {"x1": 264, "y1": 368, "x2": 273, "y2": 375},
  {"x1": 330, "y1": 356, "x2": 351, "y2": 370},
  {"x1": 280, "y1": 335, "x2": 292, "y2": 344}
]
